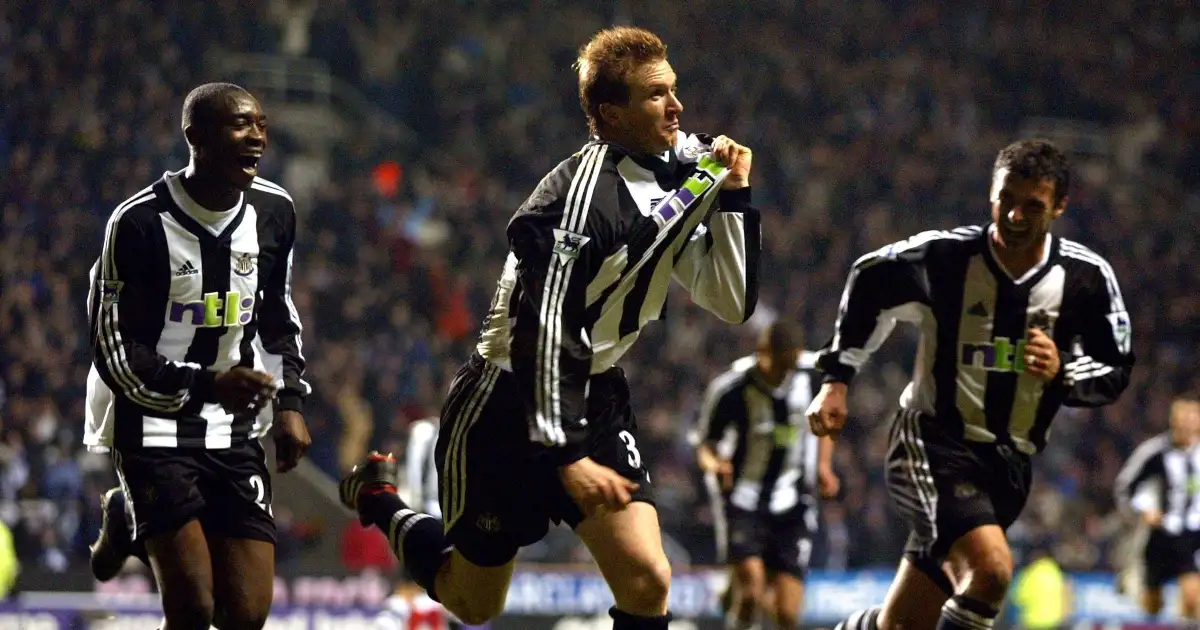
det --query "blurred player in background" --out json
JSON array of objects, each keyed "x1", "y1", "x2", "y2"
[
  {"x1": 339, "y1": 25, "x2": 761, "y2": 630},
  {"x1": 808, "y1": 139, "x2": 1134, "y2": 630},
  {"x1": 405, "y1": 417, "x2": 442, "y2": 518},
  {"x1": 1113, "y1": 394, "x2": 1200, "y2": 619},
  {"x1": 85, "y1": 82, "x2": 312, "y2": 630},
  {"x1": 692, "y1": 320, "x2": 839, "y2": 630}
]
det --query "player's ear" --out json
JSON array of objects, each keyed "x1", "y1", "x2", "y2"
[
  {"x1": 1053, "y1": 195, "x2": 1068, "y2": 219},
  {"x1": 183, "y1": 124, "x2": 203, "y2": 155},
  {"x1": 598, "y1": 102, "x2": 622, "y2": 133},
  {"x1": 183, "y1": 123, "x2": 214, "y2": 157}
]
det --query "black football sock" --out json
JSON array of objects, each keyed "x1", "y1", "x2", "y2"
[
  {"x1": 359, "y1": 491, "x2": 450, "y2": 600},
  {"x1": 610, "y1": 607, "x2": 672, "y2": 629},
  {"x1": 833, "y1": 606, "x2": 880, "y2": 630},
  {"x1": 937, "y1": 595, "x2": 998, "y2": 630}
]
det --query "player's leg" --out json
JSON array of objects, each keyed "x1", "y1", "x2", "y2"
[
  {"x1": 207, "y1": 538, "x2": 273, "y2": 630},
  {"x1": 760, "y1": 514, "x2": 815, "y2": 630},
  {"x1": 834, "y1": 411, "x2": 955, "y2": 630},
  {"x1": 727, "y1": 557, "x2": 768, "y2": 629},
  {"x1": 766, "y1": 572, "x2": 803, "y2": 630},
  {"x1": 343, "y1": 453, "x2": 518, "y2": 625},
  {"x1": 568, "y1": 383, "x2": 672, "y2": 629},
  {"x1": 90, "y1": 486, "x2": 150, "y2": 581},
  {"x1": 1168, "y1": 532, "x2": 1200, "y2": 620},
  {"x1": 940, "y1": 525, "x2": 1014, "y2": 628},
  {"x1": 113, "y1": 449, "x2": 217, "y2": 629},
  {"x1": 575, "y1": 502, "x2": 673, "y2": 625},
  {"x1": 932, "y1": 442, "x2": 1033, "y2": 630},
  {"x1": 342, "y1": 358, "x2": 528, "y2": 625},
  {"x1": 719, "y1": 507, "x2": 768, "y2": 629},
  {"x1": 1178, "y1": 572, "x2": 1200, "y2": 619},
  {"x1": 200, "y1": 442, "x2": 281, "y2": 630},
  {"x1": 1140, "y1": 587, "x2": 1165, "y2": 617},
  {"x1": 1138, "y1": 529, "x2": 1172, "y2": 616}
]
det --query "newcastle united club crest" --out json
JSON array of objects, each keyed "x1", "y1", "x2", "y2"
[{"x1": 232, "y1": 252, "x2": 256, "y2": 277}]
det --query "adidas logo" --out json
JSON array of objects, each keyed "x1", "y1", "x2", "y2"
[
  {"x1": 967, "y1": 301, "x2": 989, "y2": 317},
  {"x1": 175, "y1": 260, "x2": 198, "y2": 277}
]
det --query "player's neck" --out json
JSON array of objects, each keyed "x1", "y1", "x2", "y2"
[
  {"x1": 990, "y1": 229, "x2": 1046, "y2": 279},
  {"x1": 597, "y1": 130, "x2": 665, "y2": 160},
  {"x1": 755, "y1": 363, "x2": 785, "y2": 388},
  {"x1": 181, "y1": 161, "x2": 241, "y2": 211}
]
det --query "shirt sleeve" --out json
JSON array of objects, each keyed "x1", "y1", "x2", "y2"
[
  {"x1": 90, "y1": 208, "x2": 217, "y2": 413},
  {"x1": 690, "y1": 372, "x2": 745, "y2": 447},
  {"x1": 672, "y1": 187, "x2": 761, "y2": 324},
  {"x1": 255, "y1": 200, "x2": 311, "y2": 413},
  {"x1": 1061, "y1": 259, "x2": 1134, "y2": 407},
  {"x1": 1113, "y1": 437, "x2": 1166, "y2": 514},
  {"x1": 816, "y1": 231, "x2": 944, "y2": 384}
]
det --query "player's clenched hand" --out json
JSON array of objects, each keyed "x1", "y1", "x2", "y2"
[
  {"x1": 697, "y1": 446, "x2": 735, "y2": 492},
  {"x1": 1023, "y1": 327, "x2": 1061, "y2": 382},
  {"x1": 1142, "y1": 509, "x2": 1164, "y2": 528},
  {"x1": 711, "y1": 135, "x2": 752, "y2": 190},
  {"x1": 818, "y1": 466, "x2": 841, "y2": 499},
  {"x1": 559, "y1": 456, "x2": 639, "y2": 516},
  {"x1": 273, "y1": 410, "x2": 311, "y2": 473},
  {"x1": 214, "y1": 367, "x2": 277, "y2": 415},
  {"x1": 806, "y1": 382, "x2": 848, "y2": 440}
]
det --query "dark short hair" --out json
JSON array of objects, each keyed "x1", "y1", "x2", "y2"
[
  {"x1": 1173, "y1": 392, "x2": 1200, "y2": 406},
  {"x1": 993, "y1": 139, "x2": 1071, "y2": 205},
  {"x1": 181, "y1": 82, "x2": 250, "y2": 132},
  {"x1": 762, "y1": 320, "x2": 805, "y2": 356},
  {"x1": 575, "y1": 27, "x2": 668, "y2": 137}
]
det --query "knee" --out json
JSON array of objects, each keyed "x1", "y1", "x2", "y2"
[
  {"x1": 445, "y1": 596, "x2": 506, "y2": 626},
  {"x1": 736, "y1": 580, "x2": 765, "y2": 613},
  {"x1": 774, "y1": 608, "x2": 800, "y2": 630},
  {"x1": 217, "y1": 598, "x2": 272, "y2": 630},
  {"x1": 615, "y1": 556, "x2": 672, "y2": 614},
  {"x1": 963, "y1": 559, "x2": 1013, "y2": 604},
  {"x1": 162, "y1": 589, "x2": 215, "y2": 630},
  {"x1": 1141, "y1": 590, "x2": 1163, "y2": 616}
]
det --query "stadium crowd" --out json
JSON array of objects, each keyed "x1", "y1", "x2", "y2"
[{"x1": 0, "y1": 0, "x2": 1196, "y2": 580}]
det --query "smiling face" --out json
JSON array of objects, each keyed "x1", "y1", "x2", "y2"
[
  {"x1": 598, "y1": 59, "x2": 683, "y2": 155},
  {"x1": 187, "y1": 91, "x2": 268, "y2": 191},
  {"x1": 990, "y1": 168, "x2": 1064, "y2": 253}
]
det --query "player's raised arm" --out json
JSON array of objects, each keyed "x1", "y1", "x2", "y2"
[
  {"x1": 507, "y1": 165, "x2": 614, "y2": 465},
  {"x1": 255, "y1": 199, "x2": 311, "y2": 413},
  {"x1": 1062, "y1": 257, "x2": 1135, "y2": 407},
  {"x1": 673, "y1": 136, "x2": 761, "y2": 324},
  {"x1": 816, "y1": 231, "x2": 945, "y2": 385},
  {"x1": 89, "y1": 206, "x2": 215, "y2": 413}
]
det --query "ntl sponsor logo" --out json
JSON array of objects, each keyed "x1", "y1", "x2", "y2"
[
  {"x1": 960, "y1": 337, "x2": 1028, "y2": 373},
  {"x1": 169, "y1": 291, "x2": 255, "y2": 327}
]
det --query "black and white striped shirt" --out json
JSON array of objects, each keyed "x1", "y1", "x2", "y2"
[
  {"x1": 85, "y1": 171, "x2": 310, "y2": 451},
  {"x1": 692, "y1": 352, "x2": 822, "y2": 516},
  {"x1": 1115, "y1": 434, "x2": 1200, "y2": 536},
  {"x1": 476, "y1": 132, "x2": 761, "y2": 462},
  {"x1": 817, "y1": 224, "x2": 1134, "y2": 454}
]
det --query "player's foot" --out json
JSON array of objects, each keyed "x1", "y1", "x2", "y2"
[
  {"x1": 90, "y1": 487, "x2": 147, "y2": 581},
  {"x1": 339, "y1": 451, "x2": 400, "y2": 524}
]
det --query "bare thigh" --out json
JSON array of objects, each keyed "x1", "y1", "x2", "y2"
[{"x1": 575, "y1": 501, "x2": 672, "y2": 617}]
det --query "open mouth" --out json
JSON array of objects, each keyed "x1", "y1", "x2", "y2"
[{"x1": 236, "y1": 155, "x2": 261, "y2": 173}]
